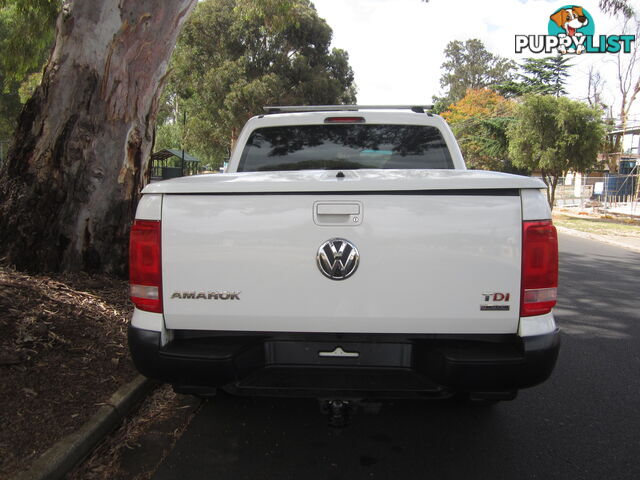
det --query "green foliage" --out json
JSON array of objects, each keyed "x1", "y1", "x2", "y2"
[
  {"x1": 0, "y1": 70, "x2": 20, "y2": 144},
  {"x1": 434, "y1": 39, "x2": 515, "y2": 109},
  {"x1": 0, "y1": 0, "x2": 59, "y2": 141},
  {"x1": 155, "y1": 119, "x2": 227, "y2": 171},
  {"x1": 599, "y1": 117, "x2": 620, "y2": 172},
  {"x1": 17, "y1": 71, "x2": 42, "y2": 103},
  {"x1": 155, "y1": 122, "x2": 183, "y2": 153},
  {"x1": 0, "y1": 0, "x2": 58, "y2": 85},
  {"x1": 160, "y1": 0, "x2": 356, "y2": 168},
  {"x1": 441, "y1": 88, "x2": 522, "y2": 172},
  {"x1": 235, "y1": 0, "x2": 298, "y2": 30},
  {"x1": 507, "y1": 95, "x2": 605, "y2": 206},
  {"x1": 497, "y1": 56, "x2": 572, "y2": 98},
  {"x1": 470, "y1": 116, "x2": 528, "y2": 173}
]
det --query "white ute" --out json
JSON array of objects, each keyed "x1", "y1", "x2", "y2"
[{"x1": 128, "y1": 106, "x2": 560, "y2": 403}]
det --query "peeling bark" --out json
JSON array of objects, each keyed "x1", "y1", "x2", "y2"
[{"x1": 0, "y1": 0, "x2": 197, "y2": 275}]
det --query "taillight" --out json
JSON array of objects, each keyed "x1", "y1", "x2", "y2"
[
  {"x1": 521, "y1": 220, "x2": 558, "y2": 317},
  {"x1": 129, "y1": 220, "x2": 162, "y2": 313}
]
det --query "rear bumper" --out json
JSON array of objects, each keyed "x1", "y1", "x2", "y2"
[{"x1": 128, "y1": 326, "x2": 560, "y2": 398}]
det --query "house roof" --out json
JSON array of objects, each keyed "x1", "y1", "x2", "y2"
[
  {"x1": 607, "y1": 125, "x2": 640, "y2": 136},
  {"x1": 151, "y1": 148, "x2": 200, "y2": 163}
]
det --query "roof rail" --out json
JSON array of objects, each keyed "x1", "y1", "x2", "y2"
[{"x1": 263, "y1": 105, "x2": 434, "y2": 114}]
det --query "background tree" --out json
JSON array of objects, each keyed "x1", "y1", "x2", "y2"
[
  {"x1": 508, "y1": 96, "x2": 605, "y2": 208},
  {"x1": 497, "y1": 56, "x2": 572, "y2": 98},
  {"x1": 0, "y1": 0, "x2": 58, "y2": 84},
  {"x1": 0, "y1": 1, "x2": 58, "y2": 144},
  {"x1": 600, "y1": 0, "x2": 634, "y2": 17},
  {"x1": 585, "y1": 65, "x2": 616, "y2": 171},
  {"x1": 599, "y1": 0, "x2": 635, "y2": 180},
  {"x1": 0, "y1": 71, "x2": 20, "y2": 159},
  {"x1": 159, "y1": 0, "x2": 356, "y2": 168},
  {"x1": 433, "y1": 39, "x2": 514, "y2": 112},
  {"x1": 440, "y1": 88, "x2": 522, "y2": 172},
  {"x1": 586, "y1": 66, "x2": 606, "y2": 110},
  {"x1": 0, "y1": 0, "x2": 331, "y2": 274},
  {"x1": 0, "y1": 0, "x2": 199, "y2": 274},
  {"x1": 610, "y1": 15, "x2": 640, "y2": 170}
]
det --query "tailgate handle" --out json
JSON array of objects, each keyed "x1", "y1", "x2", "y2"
[{"x1": 316, "y1": 203, "x2": 360, "y2": 215}]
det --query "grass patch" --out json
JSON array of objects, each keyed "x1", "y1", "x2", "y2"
[{"x1": 553, "y1": 214, "x2": 640, "y2": 237}]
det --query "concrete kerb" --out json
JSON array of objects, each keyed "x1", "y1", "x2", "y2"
[
  {"x1": 15, "y1": 375, "x2": 157, "y2": 480},
  {"x1": 556, "y1": 225, "x2": 640, "y2": 253}
]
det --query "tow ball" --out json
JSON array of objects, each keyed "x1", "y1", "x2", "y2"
[{"x1": 320, "y1": 399, "x2": 354, "y2": 427}]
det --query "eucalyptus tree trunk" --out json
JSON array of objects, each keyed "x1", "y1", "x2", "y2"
[
  {"x1": 541, "y1": 169, "x2": 559, "y2": 210},
  {"x1": 0, "y1": 0, "x2": 196, "y2": 275}
]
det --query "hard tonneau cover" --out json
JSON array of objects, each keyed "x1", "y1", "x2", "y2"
[{"x1": 143, "y1": 169, "x2": 545, "y2": 195}]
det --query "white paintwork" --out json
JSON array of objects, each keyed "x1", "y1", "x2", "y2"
[
  {"x1": 314, "y1": 200, "x2": 362, "y2": 226},
  {"x1": 135, "y1": 194, "x2": 162, "y2": 220},
  {"x1": 316, "y1": 203, "x2": 360, "y2": 215},
  {"x1": 143, "y1": 169, "x2": 545, "y2": 195},
  {"x1": 131, "y1": 308, "x2": 164, "y2": 331},
  {"x1": 518, "y1": 312, "x2": 557, "y2": 337},
  {"x1": 131, "y1": 308, "x2": 173, "y2": 345},
  {"x1": 521, "y1": 188, "x2": 552, "y2": 221},
  {"x1": 161, "y1": 194, "x2": 522, "y2": 334},
  {"x1": 263, "y1": 105, "x2": 434, "y2": 113}
]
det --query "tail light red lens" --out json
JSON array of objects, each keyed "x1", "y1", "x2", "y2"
[
  {"x1": 129, "y1": 220, "x2": 162, "y2": 313},
  {"x1": 521, "y1": 220, "x2": 558, "y2": 317}
]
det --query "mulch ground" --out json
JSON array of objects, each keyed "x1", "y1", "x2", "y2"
[
  {"x1": 0, "y1": 266, "x2": 137, "y2": 479},
  {"x1": 67, "y1": 385, "x2": 200, "y2": 480}
]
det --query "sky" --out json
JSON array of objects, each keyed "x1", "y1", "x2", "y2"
[{"x1": 312, "y1": 0, "x2": 640, "y2": 124}]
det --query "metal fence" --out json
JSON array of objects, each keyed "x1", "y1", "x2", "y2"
[{"x1": 554, "y1": 173, "x2": 639, "y2": 214}]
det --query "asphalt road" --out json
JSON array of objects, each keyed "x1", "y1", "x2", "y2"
[{"x1": 152, "y1": 234, "x2": 640, "y2": 480}]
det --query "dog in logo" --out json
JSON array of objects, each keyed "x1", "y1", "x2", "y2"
[{"x1": 550, "y1": 6, "x2": 589, "y2": 54}]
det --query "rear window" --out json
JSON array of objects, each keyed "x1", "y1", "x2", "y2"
[{"x1": 237, "y1": 124, "x2": 453, "y2": 172}]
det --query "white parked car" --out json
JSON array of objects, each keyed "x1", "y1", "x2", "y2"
[{"x1": 128, "y1": 106, "x2": 559, "y2": 403}]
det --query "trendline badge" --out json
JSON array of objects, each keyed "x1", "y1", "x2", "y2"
[{"x1": 515, "y1": 5, "x2": 635, "y2": 55}]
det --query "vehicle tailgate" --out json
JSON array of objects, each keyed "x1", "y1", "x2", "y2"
[{"x1": 161, "y1": 191, "x2": 522, "y2": 334}]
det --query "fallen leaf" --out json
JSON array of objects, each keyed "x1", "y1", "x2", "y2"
[{"x1": 23, "y1": 388, "x2": 37, "y2": 397}]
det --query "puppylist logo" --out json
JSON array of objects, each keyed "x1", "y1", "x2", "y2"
[{"x1": 515, "y1": 5, "x2": 635, "y2": 55}]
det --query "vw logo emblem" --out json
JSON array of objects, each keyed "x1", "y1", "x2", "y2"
[{"x1": 317, "y1": 238, "x2": 359, "y2": 280}]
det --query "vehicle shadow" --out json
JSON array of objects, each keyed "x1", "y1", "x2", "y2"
[{"x1": 153, "y1": 394, "x2": 532, "y2": 480}]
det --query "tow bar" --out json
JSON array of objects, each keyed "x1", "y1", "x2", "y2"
[
  {"x1": 320, "y1": 399, "x2": 353, "y2": 427},
  {"x1": 319, "y1": 399, "x2": 383, "y2": 427}
]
